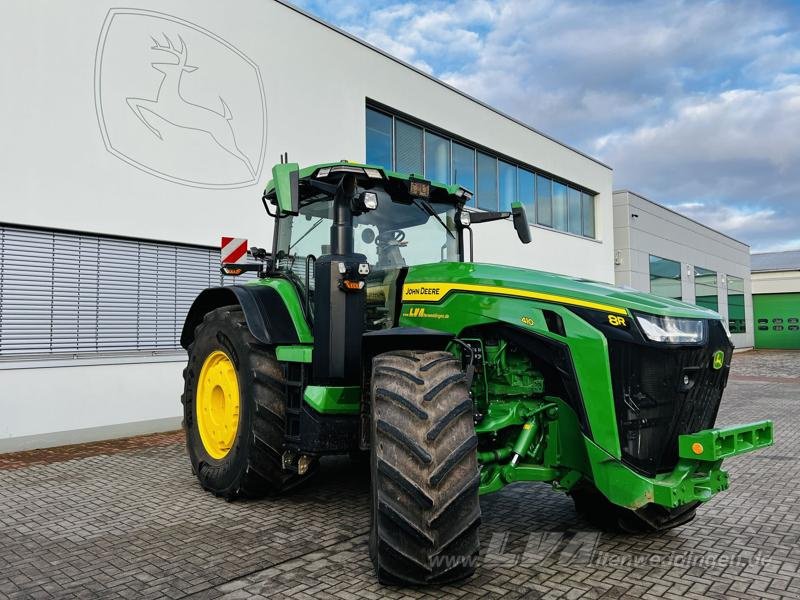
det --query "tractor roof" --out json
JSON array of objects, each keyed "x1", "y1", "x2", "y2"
[{"x1": 263, "y1": 161, "x2": 472, "y2": 204}]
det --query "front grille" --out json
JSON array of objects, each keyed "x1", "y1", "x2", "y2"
[{"x1": 607, "y1": 320, "x2": 732, "y2": 476}]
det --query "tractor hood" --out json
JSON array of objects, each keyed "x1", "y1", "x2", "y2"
[{"x1": 403, "y1": 262, "x2": 722, "y2": 321}]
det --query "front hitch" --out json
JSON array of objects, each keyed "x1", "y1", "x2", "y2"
[{"x1": 586, "y1": 420, "x2": 774, "y2": 510}]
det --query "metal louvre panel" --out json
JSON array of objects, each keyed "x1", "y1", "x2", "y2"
[{"x1": 0, "y1": 225, "x2": 244, "y2": 358}]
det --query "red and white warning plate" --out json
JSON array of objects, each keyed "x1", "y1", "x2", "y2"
[{"x1": 221, "y1": 237, "x2": 248, "y2": 264}]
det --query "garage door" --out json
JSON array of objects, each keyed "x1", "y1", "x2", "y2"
[{"x1": 754, "y1": 293, "x2": 800, "y2": 349}]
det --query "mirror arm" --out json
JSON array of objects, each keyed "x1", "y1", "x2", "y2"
[{"x1": 468, "y1": 210, "x2": 511, "y2": 224}]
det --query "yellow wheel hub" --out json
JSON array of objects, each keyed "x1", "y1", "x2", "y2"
[{"x1": 196, "y1": 350, "x2": 241, "y2": 460}]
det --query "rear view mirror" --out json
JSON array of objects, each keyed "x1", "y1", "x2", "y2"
[
  {"x1": 512, "y1": 202, "x2": 532, "y2": 244},
  {"x1": 272, "y1": 163, "x2": 300, "y2": 215}
]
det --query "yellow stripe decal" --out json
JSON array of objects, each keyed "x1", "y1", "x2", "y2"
[{"x1": 402, "y1": 282, "x2": 628, "y2": 315}]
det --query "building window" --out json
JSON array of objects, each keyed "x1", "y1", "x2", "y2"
[
  {"x1": 498, "y1": 160, "x2": 516, "y2": 212},
  {"x1": 366, "y1": 107, "x2": 392, "y2": 169},
  {"x1": 518, "y1": 168, "x2": 535, "y2": 224},
  {"x1": 536, "y1": 174, "x2": 552, "y2": 227},
  {"x1": 0, "y1": 225, "x2": 246, "y2": 359},
  {"x1": 552, "y1": 181, "x2": 568, "y2": 231},
  {"x1": 567, "y1": 186, "x2": 582, "y2": 235},
  {"x1": 477, "y1": 152, "x2": 498, "y2": 210},
  {"x1": 727, "y1": 275, "x2": 746, "y2": 333},
  {"x1": 365, "y1": 104, "x2": 597, "y2": 237},
  {"x1": 581, "y1": 192, "x2": 595, "y2": 238},
  {"x1": 425, "y1": 131, "x2": 450, "y2": 184},
  {"x1": 452, "y1": 142, "x2": 475, "y2": 203},
  {"x1": 395, "y1": 119, "x2": 423, "y2": 175},
  {"x1": 649, "y1": 255, "x2": 682, "y2": 299},
  {"x1": 694, "y1": 266, "x2": 718, "y2": 311}
]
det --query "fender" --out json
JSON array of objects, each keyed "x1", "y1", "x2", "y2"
[
  {"x1": 362, "y1": 327, "x2": 454, "y2": 362},
  {"x1": 180, "y1": 282, "x2": 311, "y2": 349}
]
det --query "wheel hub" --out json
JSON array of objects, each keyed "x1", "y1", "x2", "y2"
[{"x1": 196, "y1": 350, "x2": 240, "y2": 459}]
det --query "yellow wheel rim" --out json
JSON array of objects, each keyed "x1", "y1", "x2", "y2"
[{"x1": 196, "y1": 350, "x2": 240, "y2": 460}]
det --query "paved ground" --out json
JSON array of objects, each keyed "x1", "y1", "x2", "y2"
[{"x1": 1, "y1": 351, "x2": 798, "y2": 599}]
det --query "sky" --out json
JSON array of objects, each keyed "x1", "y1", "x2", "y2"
[{"x1": 294, "y1": 0, "x2": 800, "y2": 252}]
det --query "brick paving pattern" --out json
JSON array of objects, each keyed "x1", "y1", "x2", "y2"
[
  {"x1": 0, "y1": 431, "x2": 184, "y2": 471},
  {"x1": 0, "y1": 350, "x2": 798, "y2": 599}
]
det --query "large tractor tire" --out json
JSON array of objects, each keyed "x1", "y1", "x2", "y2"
[
  {"x1": 182, "y1": 305, "x2": 311, "y2": 499},
  {"x1": 369, "y1": 350, "x2": 481, "y2": 585},
  {"x1": 570, "y1": 483, "x2": 699, "y2": 533}
]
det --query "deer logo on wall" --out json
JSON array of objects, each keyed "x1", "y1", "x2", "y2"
[
  {"x1": 95, "y1": 8, "x2": 267, "y2": 188},
  {"x1": 125, "y1": 34, "x2": 255, "y2": 177}
]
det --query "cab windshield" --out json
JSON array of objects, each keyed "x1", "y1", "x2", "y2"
[{"x1": 277, "y1": 197, "x2": 461, "y2": 270}]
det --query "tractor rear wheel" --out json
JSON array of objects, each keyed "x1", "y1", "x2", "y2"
[
  {"x1": 571, "y1": 483, "x2": 699, "y2": 533},
  {"x1": 182, "y1": 305, "x2": 312, "y2": 499},
  {"x1": 369, "y1": 350, "x2": 481, "y2": 585}
]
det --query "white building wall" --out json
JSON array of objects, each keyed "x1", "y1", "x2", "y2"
[
  {"x1": 0, "y1": 0, "x2": 613, "y2": 281},
  {"x1": 752, "y1": 271, "x2": 800, "y2": 295},
  {"x1": 613, "y1": 191, "x2": 754, "y2": 348},
  {"x1": 0, "y1": 0, "x2": 613, "y2": 450}
]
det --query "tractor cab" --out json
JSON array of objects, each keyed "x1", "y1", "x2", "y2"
[
  {"x1": 262, "y1": 161, "x2": 530, "y2": 328},
  {"x1": 260, "y1": 161, "x2": 531, "y2": 385}
]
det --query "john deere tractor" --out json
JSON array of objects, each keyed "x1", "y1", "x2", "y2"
[{"x1": 180, "y1": 161, "x2": 773, "y2": 585}]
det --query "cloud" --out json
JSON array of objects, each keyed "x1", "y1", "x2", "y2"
[
  {"x1": 601, "y1": 78, "x2": 800, "y2": 249},
  {"x1": 757, "y1": 238, "x2": 800, "y2": 253},
  {"x1": 298, "y1": 0, "x2": 495, "y2": 73},
  {"x1": 295, "y1": 0, "x2": 800, "y2": 251}
]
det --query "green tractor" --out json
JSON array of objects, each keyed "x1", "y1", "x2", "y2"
[{"x1": 180, "y1": 161, "x2": 773, "y2": 585}]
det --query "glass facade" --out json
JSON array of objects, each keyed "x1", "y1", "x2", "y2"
[
  {"x1": 498, "y1": 160, "x2": 516, "y2": 211},
  {"x1": 567, "y1": 187, "x2": 582, "y2": 235},
  {"x1": 424, "y1": 131, "x2": 450, "y2": 184},
  {"x1": 395, "y1": 119, "x2": 423, "y2": 175},
  {"x1": 694, "y1": 266, "x2": 718, "y2": 311},
  {"x1": 581, "y1": 192, "x2": 595, "y2": 238},
  {"x1": 536, "y1": 174, "x2": 552, "y2": 226},
  {"x1": 727, "y1": 275, "x2": 746, "y2": 333},
  {"x1": 518, "y1": 169, "x2": 535, "y2": 223},
  {"x1": 365, "y1": 109, "x2": 392, "y2": 169},
  {"x1": 477, "y1": 152, "x2": 498, "y2": 210},
  {"x1": 552, "y1": 181, "x2": 568, "y2": 231},
  {"x1": 649, "y1": 255, "x2": 682, "y2": 299},
  {"x1": 365, "y1": 106, "x2": 596, "y2": 238},
  {"x1": 452, "y1": 142, "x2": 475, "y2": 197}
]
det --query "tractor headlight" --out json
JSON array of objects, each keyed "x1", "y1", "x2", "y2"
[
  {"x1": 361, "y1": 191, "x2": 378, "y2": 210},
  {"x1": 458, "y1": 211, "x2": 471, "y2": 227},
  {"x1": 635, "y1": 312, "x2": 706, "y2": 344},
  {"x1": 353, "y1": 191, "x2": 378, "y2": 213}
]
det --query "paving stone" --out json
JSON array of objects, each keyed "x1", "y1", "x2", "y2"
[{"x1": 0, "y1": 350, "x2": 798, "y2": 599}]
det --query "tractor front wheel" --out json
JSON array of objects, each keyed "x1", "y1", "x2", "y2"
[
  {"x1": 369, "y1": 350, "x2": 481, "y2": 585},
  {"x1": 182, "y1": 305, "x2": 312, "y2": 499}
]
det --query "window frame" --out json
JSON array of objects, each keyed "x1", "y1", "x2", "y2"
[
  {"x1": 648, "y1": 254, "x2": 683, "y2": 300},
  {"x1": 693, "y1": 266, "x2": 719, "y2": 312},
  {"x1": 726, "y1": 274, "x2": 746, "y2": 334},
  {"x1": 365, "y1": 102, "x2": 598, "y2": 239}
]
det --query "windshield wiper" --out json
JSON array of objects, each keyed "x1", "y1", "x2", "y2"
[
  {"x1": 412, "y1": 198, "x2": 455, "y2": 240},
  {"x1": 290, "y1": 217, "x2": 324, "y2": 251}
]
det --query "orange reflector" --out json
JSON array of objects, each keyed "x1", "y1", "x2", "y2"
[
  {"x1": 342, "y1": 280, "x2": 364, "y2": 290},
  {"x1": 691, "y1": 442, "x2": 704, "y2": 455}
]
